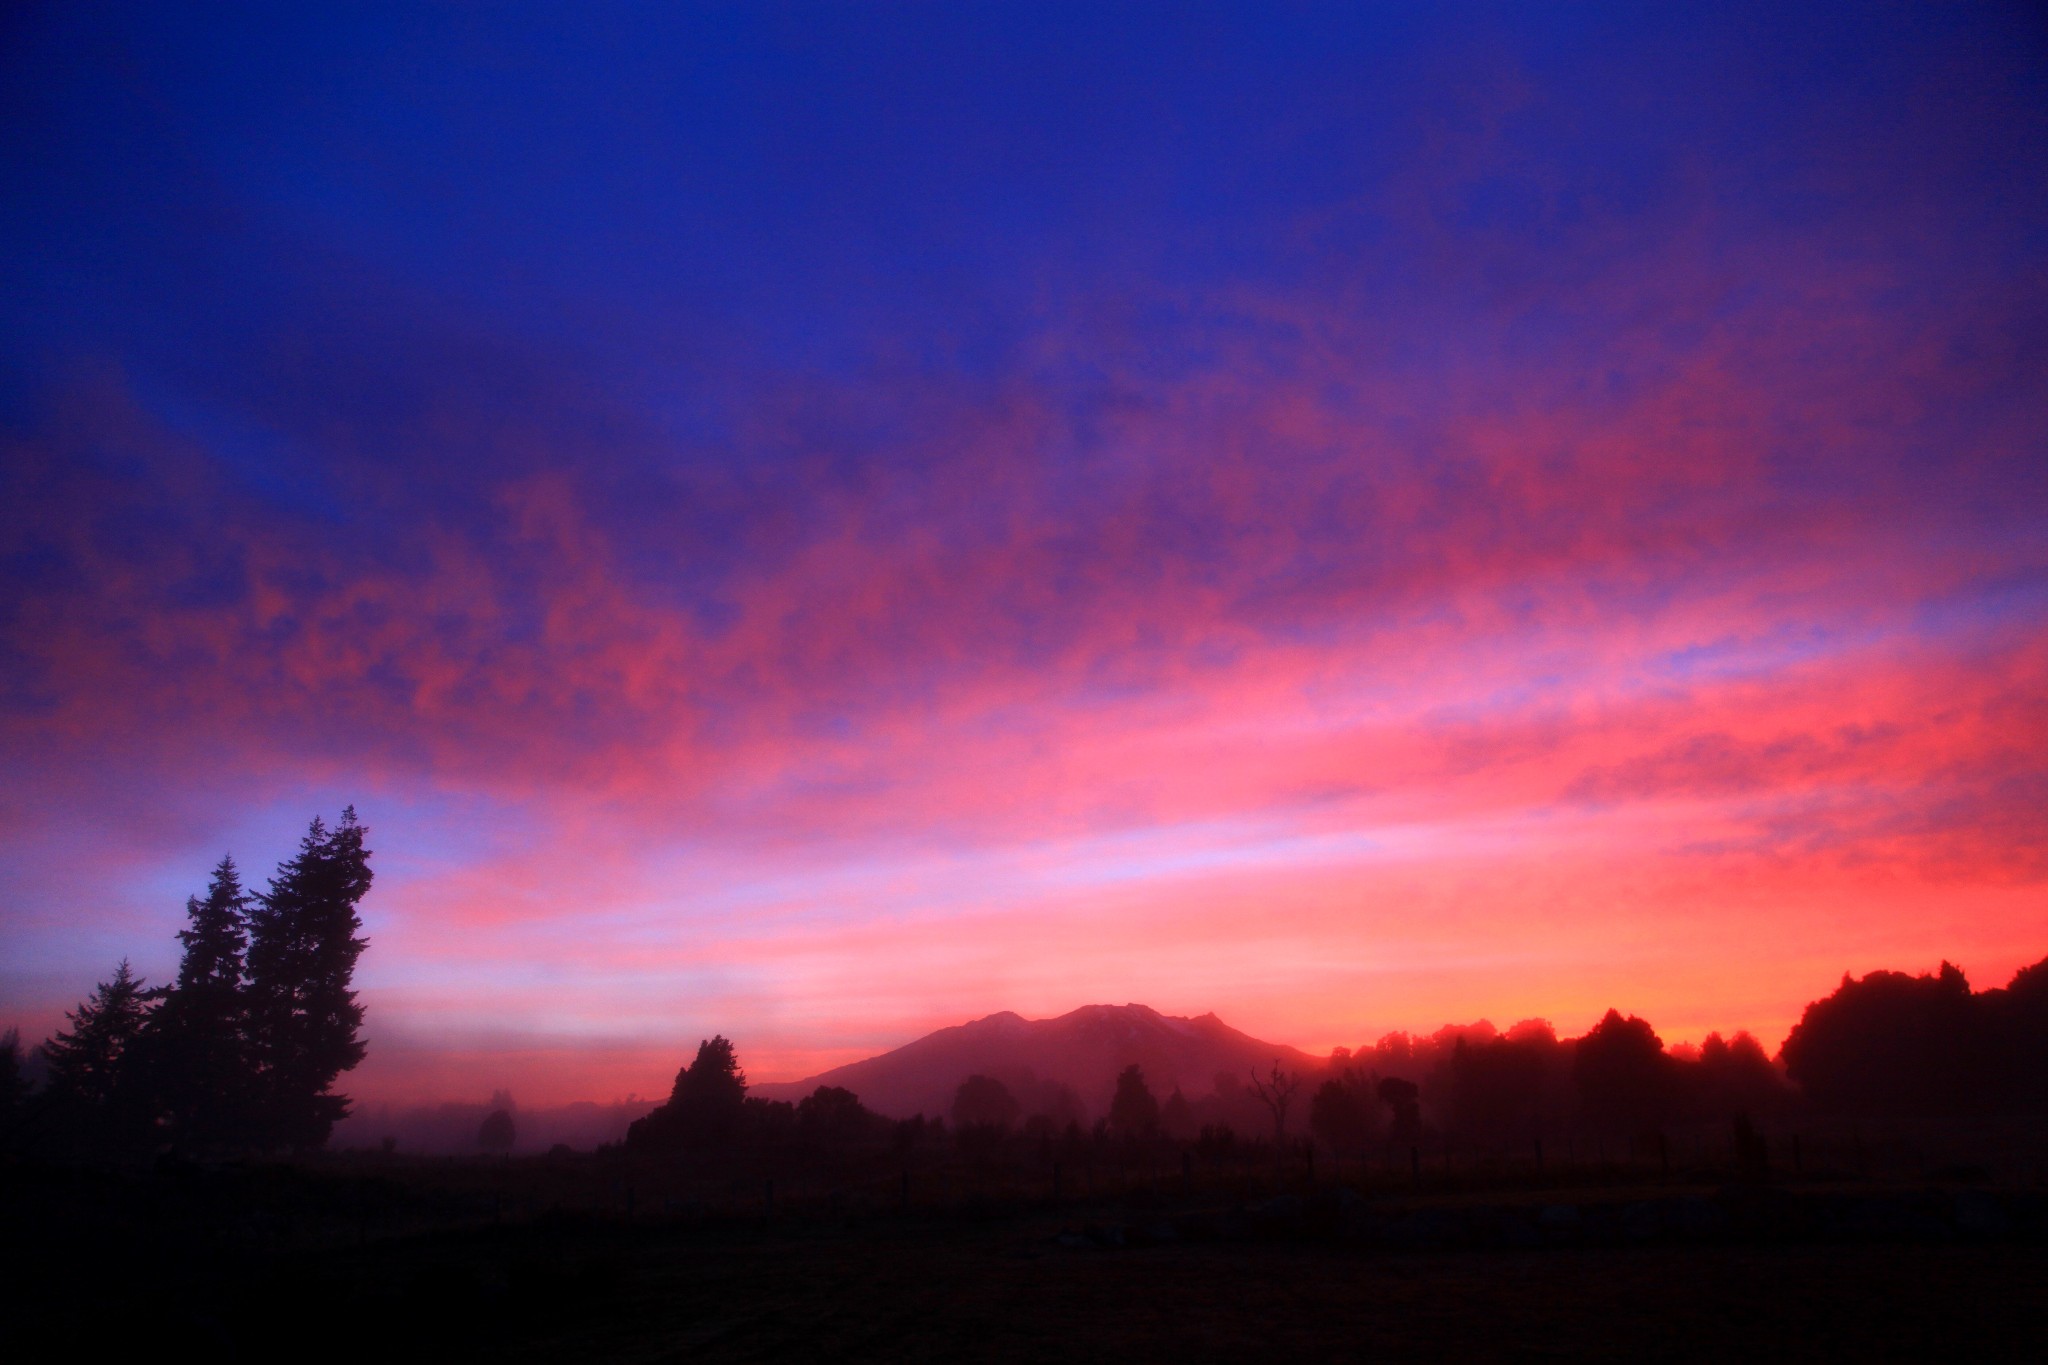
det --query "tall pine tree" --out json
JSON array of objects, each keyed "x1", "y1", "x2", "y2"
[
  {"x1": 43, "y1": 959, "x2": 157, "y2": 1151},
  {"x1": 245, "y1": 808, "x2": 373, "y2": 1149},
  {"x1": 145, "y1": 856, "x2": 255, "y2": 1150}
]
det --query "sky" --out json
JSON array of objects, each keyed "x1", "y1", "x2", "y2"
[{"x1": 3, "y1": 3, "x2": 2045, "y2": 1107}]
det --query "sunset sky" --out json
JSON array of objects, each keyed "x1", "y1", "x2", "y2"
[{"x1": 3, "y1": 4, "x2": 2044, "y2": 1106}]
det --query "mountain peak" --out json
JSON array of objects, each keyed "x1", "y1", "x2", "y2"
[{"x1": 751, "y1": 1003, "x2": 1318, "y2": 1119}]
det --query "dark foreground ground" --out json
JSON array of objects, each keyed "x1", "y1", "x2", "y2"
[{"x1": 6, "y1": 1162, "x2": 2045, "y2": 1362}]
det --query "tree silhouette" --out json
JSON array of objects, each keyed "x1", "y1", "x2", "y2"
[
  {"x1": 0, "y1": 1028, "x2": 27, "y2": 1150},
  {"x1": 1249, "y1": 1060, "x2": 1301, "y2": 1143},
  {"x1": 1444, "y1": 1027, "x2": 1557, "y2": 1141},
  {"x1": 1160, "y1": 1086, "x2": 1195, "y2": 1139},
  {"x1": 1109, "y1": 1063, "x2": 1160, "y2": 1140},
  {"x1": 146, "y1": 856, "x2": 254, "y2": 1150},
  {"x1": 477, "y1": 1107, "x2": 516, "y2": 1152},
  {"x1": 1691, "y1": 1030, "x2": 1785, "y2": 1121},
  {"x1": 1779, "y1": 961, "x2": 1984, "y2": 1115},
  {"x1": 1030, "y1": 1079, "x2": 1088, "y2": 1130},
  {"x1": 1377, "y1": 1075, "x2": 1421, "y2": 1141},
  {"x1": 1574, "y1": 1009, "x2": 1672, "y2": 1134},
  {"x1": 0, "y1": 1030, "x2": 21, "y2": 1101},
  {"x1": 628, "y1": 1034, "x2": 750, "y2": 1153},
  {"x1": 741, "y1": 1094, "x2": 798, "y2": 1148},
  {"x1": 797, "y1": 1085, "x2": 870, "y2": 1149},
  {"x1": 42, "y1": 960, "x2": 156, "y2": 1150},
  {"x1": 245, "y1": 810, "x2": 373, "y2": 1148},
  {"x1": 1196, "y1": 1123, "x2": 1238, "y2": 1162},
  {"x1": 43, "y1": 960, "x2": 153, "y2": 1110},
  {"x1": 1999, "y1": 955, "x2": 2048, "y2": 1110},
  {"x1": 1309, "y1": 1069, "x2": 1376, "y2": 1154},
  {"x1": 950, "y1": 1074, "x2": 1020, "y2": 1130},
  {"x1": 676, "y1": 1035, "x2": 748, "y2": 1146}
]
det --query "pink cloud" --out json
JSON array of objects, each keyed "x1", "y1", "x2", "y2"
[{"x1": 3, "y1": 143, "x2": 2044, "y2": 1110}]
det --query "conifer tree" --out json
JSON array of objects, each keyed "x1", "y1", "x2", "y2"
[
  {"x1": 1109, "y1": 1063, "x2": 1160, "y2": 1139},
  {"x1": 245, "y1": 808, "x2": 373, "y2": 1149},
  {"x1": 0, "y1": 1028, "x2": 27, "y2": 1150},
  {"x1": 670, "y1": 1034, "x2": 747, "y2": 1149},
  {"x1": 147, "y1": 856, "x2": 255, "y2": 1149},
  {"x1": 629, "y1": 1035, "x2": 748, "y2": 1151},
  {"x1": 43, "y1": 960, "x2": 156, "y2": 1150}
]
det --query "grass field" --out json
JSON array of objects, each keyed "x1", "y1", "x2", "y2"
[{"x1": 6, "y1": 1155, "x2": 2044, "y2": 1362}]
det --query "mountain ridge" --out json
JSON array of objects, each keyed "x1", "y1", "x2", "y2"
[{"x1": 751, "y1": 1003, "x2": 1323, "y2": 1121}]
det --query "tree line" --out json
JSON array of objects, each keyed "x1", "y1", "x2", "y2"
[
  {"x1": 0, "y1": 809, "x2": 374, "y2": 1157},
  {"x1": 621, "y1": 953, "x2": 2048, "y2": 1166},
  {"x1": 1307, "y1": 953, "x2": 2048, "y2": 1153}
]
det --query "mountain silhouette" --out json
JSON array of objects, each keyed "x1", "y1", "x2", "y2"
[{"x1": 752, "y1": 1003, "x2": 1322, "y2": 1121}]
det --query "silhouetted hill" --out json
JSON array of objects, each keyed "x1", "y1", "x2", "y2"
[{"x1": 753, "y1": 1004, "x2": 1322, "y2": 1120}]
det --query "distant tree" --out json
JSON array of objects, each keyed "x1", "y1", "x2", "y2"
[
  {"x1": 1308, "y1": 1077, "x2": 1353, "y2": 1151},
  {"x1": 667, "y1": 1035, "x2": 749, "y2": 1149},
  {"x1": 477, "y1": 1108, "x2": 516, "y2": 1153},
  {"x1": 1029, "y1": 1080, "x2": 1088, "y2": 1131},
  {"x1": 245, "y1": 809, "x2": 373, "y2": 1149},
  {"x1": 1196, "y1": 1123, "x2": 1237, "y2": 1163},
  {"x1": 0, "y1": 1029, "x2": 22, "y2": 1104},
  {"x1": 892, "y1": 1113, "x2": 942, "y2": 1159},
  {"x1": 950, "y1": 1074, "x2": 1020, "y2": 1131},
  {"x1": 0, "y1": 1029, "x2": 27, "y2": 1149},
  {"x1": 1309, "y1": 1069, "x2": 1376, "y2": 1154},
  {"x1": 1999, "y1": 955, "x2": 2048, "y2": 1110},
  {"x1": 1574, "y1": 1009, "x2": 1673, "y2": 1134},
  {"x1": 1108, "y1": 1064, "x2": 1160, "y2": 1140},
  {"x1": 1689, "y1": 1030, "x2": 1786, "y2": 1121},
  {"x1": 145, "y1": 856, "x2": 255, "y2": 1150},
  {"x1": 797, "y1": 1085, "x2": 870, "y2": 1149},
  {"x1": 624, "y1": 1035, "x2": 753, "y2": 1153},
  {"x1": 1248, "y1": 1060, "x2": 1301, "y2": 1143},
  {"x1": 1446, "y1": 1030, "x2": 1553, "y2": 1141},
  {"x1": 1779, "y1": 962, "x2": 1985, "y2": 1116},
  {"x1": 681, "y1": 1034, "x2": 746, "y2": 1095},
  {"x1": 743, "y1": 1095, "x2": 798, "y2": 1148},
  {"x1": 1159, "y1": 1086, "x2": 1195, "y2": 1140},
  {"x1": 1372, "y1": 1032, "x2": 1417, "y2": 1072},
  {"x1": 1377, "y1": 1075, "x2": 1421, "y2": 1141}
]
